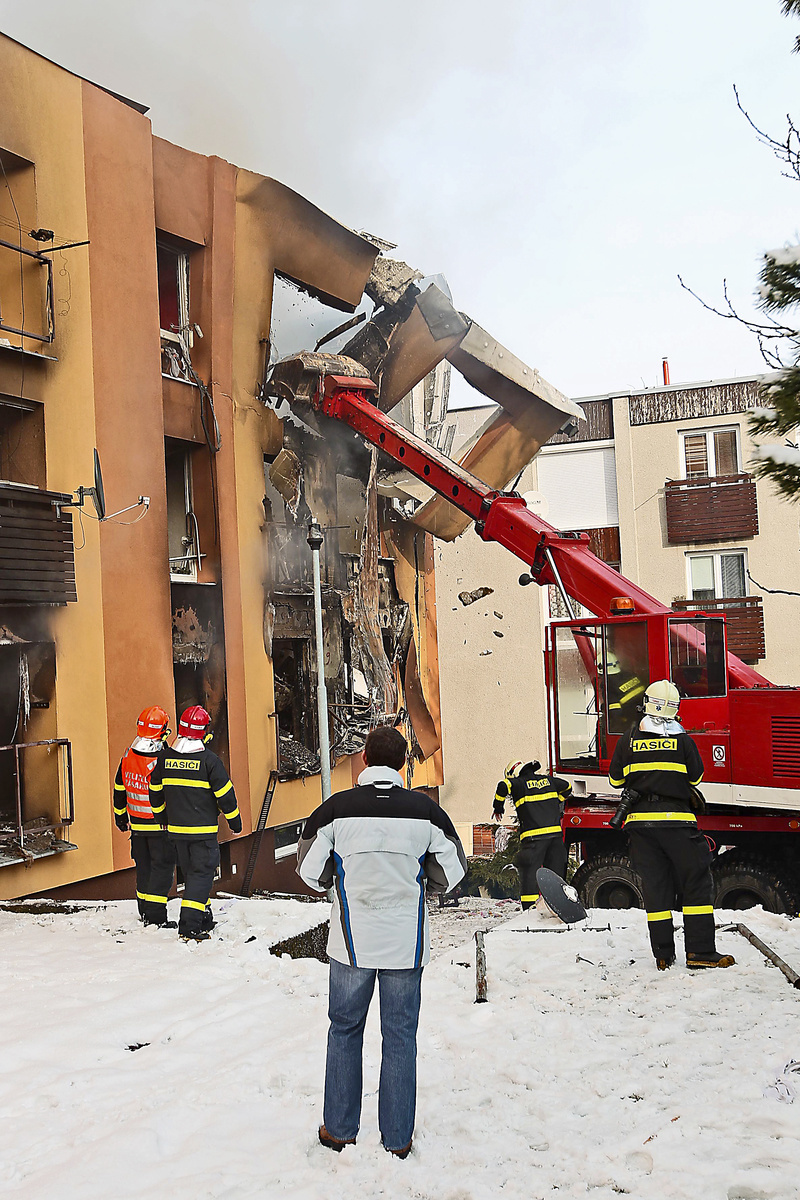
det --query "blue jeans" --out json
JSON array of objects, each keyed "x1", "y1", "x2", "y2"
[{"x1": 324, "y1": 957, "x2": 423, "y2": 1151}]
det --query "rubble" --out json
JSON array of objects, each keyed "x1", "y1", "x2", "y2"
[
  {"x1": 458, "y1": 587, "x2": 494, "y2": 606},
  {"x1": 172, "y1": 606, "x2": 213, "y2": 665}
]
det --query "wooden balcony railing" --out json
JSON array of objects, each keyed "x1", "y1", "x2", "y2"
[
  {"x1": 664, "y1": 474, "x2": 758, "y2": 544},
  {"x1": 672, "y1": 596, "x2": 765, "y2": 663}
]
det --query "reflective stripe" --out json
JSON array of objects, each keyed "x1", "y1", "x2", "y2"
[
  {"x1": 113, "y1": 805, "x2": 128, "y2": 815},
  {"x1": 181, "y1": 898, "x2": 207, "y2": 912},
  {"x1": 520, "y1": 894, "x2": 540, "y2": 902},
  {"x1": 162, "y1": 777, "x2": 211, "y2": 789},
  {"x1": 113, "y1": 783, "x2": 127, "y2": 792},
  {"x1": 131, "y1": 821, "x2": 161, "y2": 832},
  {"x1": 609, "y1": 775, "x2": 625, "y2": 788},
  {"x1": 520, "y1": 825, "x2": 562, "y2": 839},
  {"x1": 689, "y1": 776, "x2": 704, "y2": 785},
  {"x1": 222, "y1": 807, "x2": 239, "y2": 820},
  {"x1": 149, "y1": 781, "x2": 163, "y2": 791},
  {"x1": 494, "y1": 791, "x2": 506, "y2": 805},
  {"x1": 647, "y1": 910, "x2": 673, "y2": 922},
  {"x1": 167, "y1": 824, "x2": 219, "y2": 834},
  {"x1": 683, "y1": 904, "x2": 714, "y2": 916},
  {"x1": 515, "y1": 791, "x2": 559, "y2": 805},
  {"x1": 137, "y1": 891, "x2": 169, "y2": 904},
  {"x1": 150, "y1": 802, "x2": 166, "y2": 814},
  {"x1": 623, "y1": 761, "x2": 688, "y2": 775},
  {"x1": 128, "y1": 803, "x2": 153, "y2": 815},
  {"x1": 624, "y1": 812, "x2": 696, "y2": 825},
  {"x1": 214, "y1": 780, "x2": 233, "y2": 799}
]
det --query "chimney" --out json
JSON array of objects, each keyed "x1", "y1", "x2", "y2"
[{"x1": 662, "y1": 357, "x2": 670, "y2": 386}]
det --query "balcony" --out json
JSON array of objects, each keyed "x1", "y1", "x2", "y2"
[
  {"x1": 664, "y1": 473, "x2": 758, "y2": 544},
  {"x1": 672, "y1": 596, "x2": 765, "y2": 663},
  {"x1": 0, "y1": 484, "x2": 77, "y2": 604},
  {"x1": 0, "y1": 738, "x2": 77, "y2": 868}
]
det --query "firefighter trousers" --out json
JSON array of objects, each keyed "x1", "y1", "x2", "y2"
[
  {"x1": 627, "y1": 825, "x2": 717, "y2": 960},
  {"x1": 130, "y1": 833, "x2": 177, "y2": 924},
  {"x1": 516, "y1": 835, "x2": 567, "y2": 909},
  {"x1": 173, "y1": 836, "x2": 220, "y2": 935}
]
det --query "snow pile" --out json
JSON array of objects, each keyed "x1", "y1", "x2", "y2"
[{"x1": 1, "y1": 898, "x2": 799, "y2": 1200}]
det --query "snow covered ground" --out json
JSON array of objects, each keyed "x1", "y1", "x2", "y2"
[{"x1": 2, "y1": 896, "x2": 799, "y2": 1200}]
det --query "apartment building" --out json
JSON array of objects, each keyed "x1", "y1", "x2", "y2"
[
  {"x1": 437, "y1": 372, "x2": 795, "y2": 850},
  {"x1": 0, "y1": 34, "x2": 447, "y2": 899}
]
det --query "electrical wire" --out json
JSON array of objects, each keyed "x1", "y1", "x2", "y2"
[{"x1": 747, "y1": 569, "x2": 800, "y2": 598}]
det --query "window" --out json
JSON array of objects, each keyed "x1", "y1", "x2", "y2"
[
  {"x1": 274, "y1": 820, "x2": 304, "y2": 861},
  {"x1": 536, "y1": 444, "x2": 619, "y2": 528},
  {"x1": 687, "y1": 550, "x2": 747, "y2": 603},
  {"x1": 681, "y1": 427, "x2": 739, "y2": 479},
  {"x1": 166, "y1": 446, "x2": 201, "y2": 580},
  {"x1": 0, "y1": 148, "x2": 54, "y2": 347},
  {"x1": 157, "y1": 240, "x2": 192, "y2": 381},
  {"x1": 669, "y1": 618, "x2": 726, "y2": 698}
]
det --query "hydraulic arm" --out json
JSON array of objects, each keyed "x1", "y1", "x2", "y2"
[{"x1": 310, "y1": 372, "x2": 769, "y2": 690}]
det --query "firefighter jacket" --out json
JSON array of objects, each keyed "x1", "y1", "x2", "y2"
[
  {"x1": 608, "y1": 722, "x2": 704, "y2": 826},
  {"x1": 149, "y1": 738, "x2": 241, "y2": 839},
  {"x1": 297, "y1": 765, "x2": 467, "y2": 970},
  {"x1": 113, "y1": 738, "x2": 167, "y2": 834},
  {"x1": 606, "y1": 671, "x2": 647, "y2": 732},
  {"x1": 493, "y1": 763, "x2": 571, "y2": 841}
]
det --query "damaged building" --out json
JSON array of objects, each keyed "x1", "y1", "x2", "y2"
[{"x1": 0, "y1": 33, "x2": 578, "y2": 900}]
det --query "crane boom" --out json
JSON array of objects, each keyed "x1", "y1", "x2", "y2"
[{"x1": 313, "y1": 373, "x2": 769, "y2": 689}]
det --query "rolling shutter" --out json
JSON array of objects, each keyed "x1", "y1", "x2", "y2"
[{"x1": 536, "y1": 446, "x2": 619, "y2": 530}]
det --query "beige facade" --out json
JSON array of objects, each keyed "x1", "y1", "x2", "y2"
[{"x1": 437, "y1": 374, "x2": 797, "y2": 850}]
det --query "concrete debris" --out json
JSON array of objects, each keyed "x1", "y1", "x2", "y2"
[
  {"x1": 268, "y1": 448, "x2": 303, "y2": 515},
  {"x1": 479, "y1": 650, "x2": 493, "y2": 656},
  {"x1": 278, "y1": 733, "x2": 320, "y2": 780},
  {"x1": 493, "y1": 630, "x2": 504, "y2": 638},
  {"x1": 364, "y1": 256, "x2": 423, "y2": 309},
  {"x1": 459, "y1": 587, "x2": 494, "y2": 606},
  {"x1": 493, "y1": 611, "x2": 503, "y2": 619}
]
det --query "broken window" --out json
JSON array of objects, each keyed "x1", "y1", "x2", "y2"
[
  {"x1": 0, "y1": 629, "x2": 75, "y2": 867},
  {"x1": 166, "y1": 442, "x2": 201, "y2": 580},
  {"x1": 157, "y1": 238, "x2": 193, "y2": 381},
  {"x1": 0, "y1": 148, "x2": 54, "y2": 347},
  {"x1": 0, "y1": 397, "x2": 45, "y2": 488},
  {"x1": 272, "y1": 634, "x2": 319, "y2": 777},
  {"x1": 172, "y1": 581, "x2": 229, "y2": 768}
]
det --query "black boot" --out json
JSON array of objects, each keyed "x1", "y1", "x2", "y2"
[
  {"x1": 656, "y1": 953, "x2": 676, "y2": 971},
  {"x1": 687, "y1": 950, "x2": 736, "y2": 969}
]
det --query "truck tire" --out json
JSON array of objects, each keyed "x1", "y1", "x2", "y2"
[
  {"x1": 712, "y1": 853, "x2": 800, "y2": 916},
  {"x1": 572, "y1": 853, "x2": 644, "y2": 910}
]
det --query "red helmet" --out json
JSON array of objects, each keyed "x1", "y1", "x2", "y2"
[
  {"x1": 137, "y1": 705, "x2": 170, "y2": 740},
  {"x1": 179, "y1": 704, "x2": 212, "y2": 741}
]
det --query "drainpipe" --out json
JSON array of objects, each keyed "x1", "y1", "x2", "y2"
[{"x1": 307, "y1": 521, "x2": 332, "y2": 800}]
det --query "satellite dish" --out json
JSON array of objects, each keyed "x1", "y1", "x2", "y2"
[
  {"x1": 63, "y1": 447, "x2": 149, "y2": 527},
  {"x1": 522, "y1": 490, "x2": 550, "y2": 519},
  {"x1": 91, "y1": 448, "x2": 106, "y2": 521}
]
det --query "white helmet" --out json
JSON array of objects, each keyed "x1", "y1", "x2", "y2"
[
  {"x1": 504, "y1": 760, "x2": 524, "y2": 781},
  {"x1": 644, "y1": 679, "x2": 680, "y2": 721},
  {"x1": 603, "y1": 650, "x2": 621, "y2": 676}
]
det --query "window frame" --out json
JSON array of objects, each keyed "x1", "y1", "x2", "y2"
[
  {"x1": 157, "y1": 239, "x2": 194, "y2": 383},
  {"x1": 685, "y1": 548, "x2": 748, "y2": 602},
  {"x1": 679, "y1": 425, "x2": 741, "y2": 480},
  {"x1": 166, "y1": 447, "x2": 201, "y2": 582}
]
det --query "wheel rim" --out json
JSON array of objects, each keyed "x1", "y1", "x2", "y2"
[
  {"x1": 596, "y1": 881, "x2": 642, "y2": 909},
  {"x1": 717, "y1": 887, "x2": 763, "y2": 911}
]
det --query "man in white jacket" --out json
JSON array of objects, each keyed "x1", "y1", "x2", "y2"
[{"x1": 297, "y1": 726, "x2": 467, "y2": 1159}]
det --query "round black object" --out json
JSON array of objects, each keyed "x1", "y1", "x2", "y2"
[
  {"x1": 571, "y1": 853, "x2": 645, "y2": 910},
  {"x1": 536, "y1": 867, "x2": 587, "y2": 923},
  {"x1": 712, "y1": 852, "x2": 800, "y2": 916}
]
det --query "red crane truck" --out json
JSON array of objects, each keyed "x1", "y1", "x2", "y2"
[{"x1": 291, "y1": 367, "x2": 800, "y2": 915}]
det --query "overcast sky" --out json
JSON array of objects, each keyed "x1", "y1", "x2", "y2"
[{"x1": 1, "y1": 0, "x2": 798, "y2": 401}]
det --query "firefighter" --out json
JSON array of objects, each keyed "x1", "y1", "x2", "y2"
[
  {"x1": 113, "y1": 705, "x2": 177, "y2": 928},
  {"x1": 608, "y1": 679, "x2": 735, "y2": 971},
  {"x1": 148, "y1": 705, "x2": 242, "y2": 941},
  {"x1": 604, "y1": 650, "x2": 647, "y2": 735},
  {"x1": 493, "y1": 759, "x2": 572, "y2": 909}
]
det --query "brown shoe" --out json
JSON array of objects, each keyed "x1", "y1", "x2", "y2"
[
  {"x1": 687, "y1": 951, "x2": 736, "y2": 969},
  {"x1": 384, "y1": 1140, "x2": 412, "y2": 1159},
  {"x1": 318, "y1": 1124, "x2": 356, "y2": 1152}
]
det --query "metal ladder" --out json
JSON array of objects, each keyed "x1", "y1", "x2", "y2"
[{"x1": 240, "y1": 769, "x2": 279, "y2": 897}]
